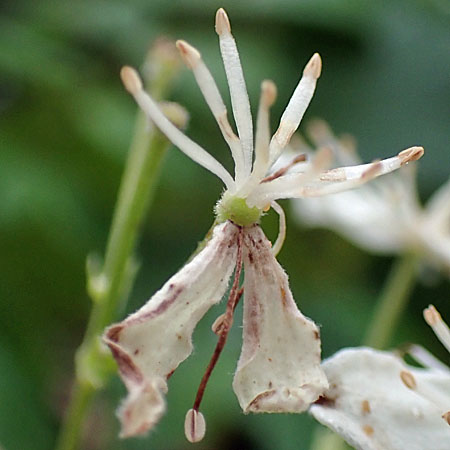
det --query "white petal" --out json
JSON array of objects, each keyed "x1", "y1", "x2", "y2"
[
  {"x1": 120, "y1": 66, "x2": 235, "y2": 190},
  {"x1": 233, "y1": 225, "x2": 328, "y2": 413},
  {"x1": 116, "y1": 378, "x2": 166, "y2": 438},
  {"x1": 104, "y1": 221, "x2": 239, "y2": 435},
  {"x1": 426, "y1": 177, "x2": 450, "y2": 225},
  {"x1": 176, "y1": 40, "x2": 245, "y2": 185},
  {"x1": 270, "y1": 53, "x2": 322, "y2": 164},
  {"x1": 310, "y1": 347, "x2": 450, "y2": 450},
  {"x1": 216, "y1": 8, "x2": 253, "y2": 180}
]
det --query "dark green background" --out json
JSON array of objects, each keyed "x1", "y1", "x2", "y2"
[{"x1": 0, "y1": 0, "x2": 449, "y2": 449}]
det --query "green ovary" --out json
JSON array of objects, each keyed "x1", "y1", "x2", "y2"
[{"x1": 215, "y1": 192, "x2": 262, "y2": 226}]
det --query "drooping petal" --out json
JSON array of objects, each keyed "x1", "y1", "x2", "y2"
[
  {"x1": 270, "y1": 53, "x2": 322, "y2": 164},
  {"x1": 233, "y1": 225, "x2": 328, "y2": 413},
  {"x1": 120, "y1": 66, "x2": 235, "y2": 190},
  {"x1": 310, "y1": 347, "x2": 450, "y2": 450},
  {"x1": 176, "y1": 39, "x2": 245, "y2": 185},
  {"x1": 216, "y1": 8, "x2": 254, "y2": 180},
  {"x1": 104, "y1": 221, "x2": 239, "y2": 436}
]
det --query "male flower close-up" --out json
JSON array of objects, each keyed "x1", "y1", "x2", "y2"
[{"x1": 104, "y1": 8, "x2": 424, "y2": 443}]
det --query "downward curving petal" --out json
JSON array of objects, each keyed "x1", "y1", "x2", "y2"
[
  {"x1": 104, "y1": 221, "x2": 239, "y2": 436},
  {"x1": 233, "y1": 225, "x2": 328, "y2": 413}
]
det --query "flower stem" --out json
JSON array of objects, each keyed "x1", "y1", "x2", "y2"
[
  {"x1": 55, "y1": 41, "x2": 183, "y2": 450},
  {"x1": 363, "y1": 252, "x2": 419, "y2": 349}
]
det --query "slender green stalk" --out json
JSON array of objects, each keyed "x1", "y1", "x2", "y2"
[
  {"x1": 55, "y1": 41, "x2": 183, "y2": 450},
  {"x1": 363, "y1": 253, "x2": 419, "y2": 349}
]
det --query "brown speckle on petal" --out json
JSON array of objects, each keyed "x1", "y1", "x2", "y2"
[
  {"x1": 361, "y1": 399, "x2": 371, "y2": 415},
  {"x1": 363, "y1": 424, "x2": 374, "y2": 436},
  {"x1": 443, "y1": 411, "x2": 450, "y2": 425}
]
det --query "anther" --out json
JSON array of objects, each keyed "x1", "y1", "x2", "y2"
[
  {"x1": 184, "y1": 409, "x2": 206, "y2": 443},
  {"x1": 398, "y1": 146, "x2": 424, "y2": 165},
  {"x1": 215, "y1": 8, "x2": 231, "y2": 35},
  {"x1": 400, "y1": 370, "x2": 417, "y2": 390},
  {"x1": 120, "y1": 66, "x2": 143, "y2": 95},
  {"x1": 303, "y1": 53, "x2": 322, "y2": 79}
]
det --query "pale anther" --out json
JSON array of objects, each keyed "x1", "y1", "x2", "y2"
[
  {"x1": 120, "y1": 66, "x2": 143, "y2": 95},
  {"x1": 215, "y1": 8, "x2": 231, "y2": 35},
  {"x1": 400, "y1": 370, "x2": 417, "y2": 389},
  {"x1": 184, "y1": 409, "x2": 206, "y2": 443}
]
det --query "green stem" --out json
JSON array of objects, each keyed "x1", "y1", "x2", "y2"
[
  {"x1": 55, "y1": 44, "x2": 183, "y2": 450},
  {"x1": 363, "y1": 253, "x2": 419, "y2": 349}
]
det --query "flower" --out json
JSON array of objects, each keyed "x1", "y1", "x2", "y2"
[
  {"x1": 104, "y1": 8, "x2": 424, "y2": 442},
  {"x1": 309, "y1": 305, "x2": 450, "y2": 450},
  {"x1": 287, "y1": 120, "x2": 449, "y2": 273}
]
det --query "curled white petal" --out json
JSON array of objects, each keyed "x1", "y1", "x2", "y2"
[
  {"x1": 116, "y1": 378, "x2": 166, "y2": 438},
  {"x1": 233, "y1": 225, "x2": 328, "y2": 413},
  {"x1": 310, "y1": 348, "x2": 450, "y2": 450},
  {"x1": 104, "y1": 221, "x2": 239, "y2": 436},
  {"x1": 216, "y1": 8, "x2": 253, "y2": 181},
  {"x1": 120, "y1": 66, "x2": 235, "y2": 191}
]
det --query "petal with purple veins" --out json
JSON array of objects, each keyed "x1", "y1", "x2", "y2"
[{"x1": 232, "y1": 225, "x2": 328, "y2": 413}]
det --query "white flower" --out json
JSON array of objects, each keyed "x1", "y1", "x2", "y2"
[
  {"x1": 287, "y1": 120, "x2": 449, "y2": 272},
  {"x1": 104, "y1": 8, "x2": 424, "y2": 442},
  {"x1": 309, "y1": 305, "x2": 450, "y2": 450}
]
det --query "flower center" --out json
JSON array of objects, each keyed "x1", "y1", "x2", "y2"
[{"x1": 215, "y1": 192, "x2": 262, "y2": 226}]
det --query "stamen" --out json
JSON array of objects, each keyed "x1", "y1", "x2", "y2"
[
  {"x1": 192, "y1": 227, "x2": 244, "y2": 412},
  {"x1": 120, "y1": 65, "x2": 235, "y2": 190},
  {"x1": 424, "y1": 305, "x2": 450, "y2": 354},
  {"x1": 406, "y1": 344, "x2": 450, "y2": 373},
  {"x1": 211, "y1": 287, "x2": 244, "y2": 335},
  {"x1": 184, "y1": 408, "x2": 206, "y2": 443},
  {"x1": 262, "y1": 153, "x2": 307, "y2": 183},
  {"x1": 176, "y1": 39, "x2": 245, "y2": 184},
  {"x1": 270, "y1": 201, "x2": 286, "y2": 256},
  {"x1": 401, "y1": 367, "x2": 449, "y2": 412},
  {"x1": 270, "y1": 53, "x2": 322, "y2": 164},
  {"x1": 216, "y1": 8, "x2": 254, "y2": 181}
]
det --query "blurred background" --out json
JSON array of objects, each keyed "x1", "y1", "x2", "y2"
[{"x1": 0, "y1": 0, "x2": 449, "y2": 449}]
